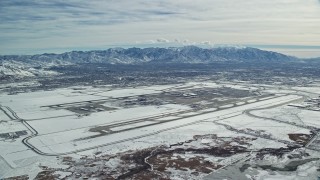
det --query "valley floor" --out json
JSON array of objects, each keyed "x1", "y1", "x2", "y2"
[{"x1": 1, "y1": 80, "x2": 320, "y2": 179}]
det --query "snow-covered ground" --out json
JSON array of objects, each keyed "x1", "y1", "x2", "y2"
[
  {"x1": 251, "y1": 105, "x2": 320, "y2": 128},
  {"x1": 220, "y1": 114, "x2": 310, "y2": 142},
  {"x1": 1, "y1": 82, "x2": 320, "y2": 179},
  {"x1": 249, "y1": 160, "x2": 320, "y2": 180},
  {"x1": 0, "y1": 134, "x2": 67, "y2": 179},
  {"x1": 292, "y1": 86, "x2": 320, "y2": 94}
]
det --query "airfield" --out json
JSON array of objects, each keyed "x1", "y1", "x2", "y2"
[{"x1": 1, "y1": 81, "x2": 320, "y2": 179}]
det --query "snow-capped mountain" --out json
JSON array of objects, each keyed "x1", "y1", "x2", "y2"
[
  {"x1": 1, "y1": 46, "x2": 299, "y2": 78},
  {"x1": 0, "y1": 46, "x2": 297, "y2": 65}
]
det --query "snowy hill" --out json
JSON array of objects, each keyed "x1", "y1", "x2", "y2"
[{"x1": 0, "y1": 60, "x2": 64, "y2": 79}]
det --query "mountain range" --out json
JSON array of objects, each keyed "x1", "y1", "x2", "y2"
[
  {"x1": 0, "y1": 46, "x2": 314, "y2": 78},
  {"x1": 0, "y1": 46, "x2": 297, "y2": 64}
]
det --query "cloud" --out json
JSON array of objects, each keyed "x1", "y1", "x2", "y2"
[
  {"x1": 156, "y1": 38, "x2": 170, "y2": 43},
  {"x1": 201, "y1": 41, "x2": 212, "y2": 45}
]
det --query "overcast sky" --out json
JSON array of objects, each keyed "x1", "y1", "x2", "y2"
[{"x1": 0, "y1": 0, "x2": 320, "y2": 57}]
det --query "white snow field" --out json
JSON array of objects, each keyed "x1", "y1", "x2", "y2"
[{"x1": 1, "y1": 82, "x2": 320, "y2": 179}]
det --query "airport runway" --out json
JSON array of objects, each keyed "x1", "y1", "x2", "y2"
[{"x1": 14, "y1": 94, "x2": 301, "y2": 156}]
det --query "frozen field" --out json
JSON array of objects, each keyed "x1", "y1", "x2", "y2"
[{"x1": 1, "y1": 82, "x2": 320, "y2": 179}]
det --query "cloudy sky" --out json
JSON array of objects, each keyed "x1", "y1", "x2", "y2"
[{"x1": 0, "y1": 0, "x2": 320, "y2": 57}]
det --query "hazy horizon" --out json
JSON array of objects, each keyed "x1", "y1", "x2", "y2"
[{"x1": 1, "y1": 44, "x2": 320, "y2": 59}]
